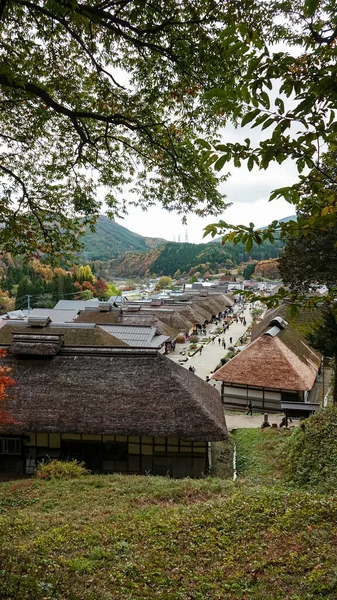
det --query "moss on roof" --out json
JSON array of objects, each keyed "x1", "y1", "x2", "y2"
[{"x1": 0, "y1": 324, "x2": 127, "y2": 347}]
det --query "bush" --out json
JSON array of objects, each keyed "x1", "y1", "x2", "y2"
[
  {"x1": 35, "y1": 459, "x2": 89, "y2": 480},
  {"x1": 285, "y1": 406, "x2": 337, "y2": 490}
]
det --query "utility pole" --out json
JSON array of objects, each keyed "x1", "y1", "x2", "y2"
[{"x1": 27, "y1": 295, "x2": 32, "y2": 313}]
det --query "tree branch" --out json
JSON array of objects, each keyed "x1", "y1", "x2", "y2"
[{"x1": 0, "y1": 0, "x2": 7, "y2": 23}]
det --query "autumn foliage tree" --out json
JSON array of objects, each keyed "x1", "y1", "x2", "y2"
[{"x1": 0, "y1": 350, "x2": 16, "y2": 425}]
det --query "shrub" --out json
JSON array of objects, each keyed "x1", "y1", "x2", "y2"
[
  {"x1": 35, "y1": 459, "x2": 89, "y2": 480},
  {"x1": 285, "y1": 407, "x2": 337, "y2": 490},
  {"x1": 189, "y1": 335, "x2": 199, "y2": 343}
]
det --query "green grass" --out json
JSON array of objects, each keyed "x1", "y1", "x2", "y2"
[
  {"x1": 1, "y1": 424, "x2": 337, "y2": 599},
  {"x1": 1, "y1": 469, "x2": 337, "y2": 599},
  {"x1": 234, "y1": 428, "x2": 292, "y2": 484}
]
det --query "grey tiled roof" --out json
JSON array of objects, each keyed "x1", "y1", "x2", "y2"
[{"x1": 99, "y1": 324, "x2": 168, "y2": 348}]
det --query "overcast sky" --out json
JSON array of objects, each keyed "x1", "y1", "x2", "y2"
[{"x1": 115, "y1": 119, "x2": 299, "y2": 243}]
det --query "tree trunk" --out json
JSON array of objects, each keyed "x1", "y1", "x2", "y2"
[{"x1": 333, "y1": 354, "x2": 337, "y2": 405}]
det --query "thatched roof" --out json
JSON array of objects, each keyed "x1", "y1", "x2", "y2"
[
  {"x1": 194, "y1": 293, "x2": 229, "y2": 316},
  {"x1": 11, "y1": 334, "x2": 64, "y2": 356},
  {"x1": 175, "y1": 305, "x2": 209, "y2": 326},
  {"x1": 75, "y1": 308, "x2": 120, "y2": 324},
  {"x1": 211, "y1": 330, "x2": 320, "y2": 391},
  {"x1": 1, "y1": 348, "x2": 227, "y2": 441},
  {"x1": 144, "y1": 308, "x2": 194, "y2": 334},
  {"x1": 0, "y1": 323, "x2": 127, "y2": 348}
]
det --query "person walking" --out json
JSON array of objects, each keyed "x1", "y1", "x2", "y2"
[
  {"x1": 229, "y1": 336, "x2": 232, "y2": 344},
  {"x1": 222, "y1": 339, "x2": 226, "y2": 349},
  {"x1": 218, "y1": 338, "x2": 221, "y2": 345},
  {"x1": 246, "y1": 400, "x2": 253, "y2": 416}
]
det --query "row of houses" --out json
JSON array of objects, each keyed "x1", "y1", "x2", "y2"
[{"x1": 0, "y1": 292, "x2": 233, "y2": 478}]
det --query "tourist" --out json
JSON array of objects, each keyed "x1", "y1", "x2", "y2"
[
  {"x1": 229, "y1": 337, "x2": 232, "y2": 344},
  {"x1": 246, "y1": 400, "x2": 253, "y2": 416}
]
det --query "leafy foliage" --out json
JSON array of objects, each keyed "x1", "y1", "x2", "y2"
[
  {"x1": 35, "y1": 459, "x2": 89, "y2": 480},
  {"x1": 243, "y1": 262, "x2": 256, "y2": 280},
  {"x1": 201, "y1": 1, "x2": 337, "y2": 250},
  {"x1": 155, "y1": 276, "x2": 172, "y2": 290},
  {"x1": 285, "y1": 407, "x2": 337, "y2": 490},
  {"x1": 0, "y1": 0, "x2": 249, "y2": 258},
  {"x1": 0, "y1": 349, "x2": 16, "y2": 425}
]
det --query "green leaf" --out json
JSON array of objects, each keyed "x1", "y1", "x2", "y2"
[
  {"x1": 241, "y1": 109, "x2": 260, "y2": 127},
  {"x1": 214, "y1": 155, "x2": 228, "y2": 172},
  {"x1": 245, "y1": 237, "x2": 253, "y2": 253},
  {"x1": 196, "y1": 139, "x2": 212, "y2": 150},
  {"x1": 304, "y1": 0, "x2": 320, "y2": 16},
  {"x1": 248, "y1": 156, "x2": 254, "y2": 171}
]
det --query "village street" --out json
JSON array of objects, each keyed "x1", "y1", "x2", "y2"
[
  {"x1": 168, "y1": 303, "x2": 254, "y2": 381},
  {"x1": 168, "y1": 303, "x2": 288, "y2": 429}
]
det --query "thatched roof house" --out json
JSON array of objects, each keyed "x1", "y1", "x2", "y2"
[
  {"x1": 212, "y1": 316, "x2": 321, "y2": 412},
  {"x1": 0, "y1": 322, "x2": 127, "y2": 347},
  {"x1": 0, "y1": 342, "x2": 227, "y2": 477},
  {"x1": 2, "y1": 347, "x2": 226, "y2": 440}
]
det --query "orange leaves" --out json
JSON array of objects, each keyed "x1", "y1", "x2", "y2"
[{"x1": 0, "y1": 350, "x2": 16, "y2": 425}]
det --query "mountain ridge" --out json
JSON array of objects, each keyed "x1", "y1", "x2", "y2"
[{"x1": 81, "y1": 215, "x2": 166, "y2": 261}]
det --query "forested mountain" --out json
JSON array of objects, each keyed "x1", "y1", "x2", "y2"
[
  {"x1": 80, "y1": 215, "x2": 293, "y2": 276},
  {"x1": 81, "y1": 216, "x2": 165, "y2": 261},
  {"x1": 111, "y1": 237, "x2": 284, "y2": 277}
]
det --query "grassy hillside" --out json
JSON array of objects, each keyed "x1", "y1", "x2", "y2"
[
  {"x1": 1, "y1": 425, "x2": 337, "y2": 599},
  {"x1": 81, "y1": 216, "x2": 165, "y2": 261}
]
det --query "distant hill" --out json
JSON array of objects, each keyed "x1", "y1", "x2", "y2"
[
  {"x1": 212, "y1": 215, "x2": 297, "y2": 243},
  {"x1": 81, "y1": 215, "x2": 292, "y2": 275},
  {"x1": 81, "y1": 215, "x2": 165, "y2": 261},
  {"x1": 111, "y1": 236, "x2": 284, "y2": 278},
  {"x1": 261, "y1": 215, "x2": 297, "y2": 229}
]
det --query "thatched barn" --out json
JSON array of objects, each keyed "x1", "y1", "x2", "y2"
[
  {"x1": 212, "y1": 316, "x2": 321, "y2": 413},
  {"x1": 0, "y1": 337, "x2": 227, "y2": 477}
]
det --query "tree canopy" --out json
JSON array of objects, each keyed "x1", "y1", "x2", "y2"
[
  {"x1": 201, "y1": 0, "x2": 337, "y2": 249},
  {"x1": 0, "y1": 0, "x2": 258, "y2": 259}
]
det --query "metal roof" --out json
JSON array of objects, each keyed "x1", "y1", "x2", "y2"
[
  {"x1": 30, "y1": 308, "x2": 79, "y2": 323},
  {"x1": 53, "y1": 299, "x2": 100, "y2": 310},
  {"x1": 264, "y1": 326, "x2": 281, "y2": 337},
  {"x1": 99, "y1": 324, "x2": 168, "y2": 347}
]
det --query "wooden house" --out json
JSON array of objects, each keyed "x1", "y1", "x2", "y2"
[
  {"x1": 211, "y1": 316, "x2": 321, "y2": 412},
  {"x1": 0, "y1": 335, "x2": 227, "y2": 478}
]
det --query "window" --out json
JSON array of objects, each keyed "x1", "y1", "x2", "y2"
[{"x1": 0, "y1": 438, "x2": 21, "y2": 455}]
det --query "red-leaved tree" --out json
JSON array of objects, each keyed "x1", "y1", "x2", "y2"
[{"x1": 0, "y1": 350, "x2": 16, "y2": 425}]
